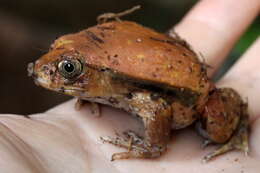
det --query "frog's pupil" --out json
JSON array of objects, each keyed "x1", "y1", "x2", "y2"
[
  {"x1": 58, "y1": 59, "x2": 82, "y2": 79},
  {"x1": 64, "y1": 63, "x2": 74, "y2": 73}
]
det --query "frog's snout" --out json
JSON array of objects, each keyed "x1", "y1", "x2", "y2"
[
  {"x1": 27, "y1": 62, "x2": 35, "y2": 77},
  {"x1": 27, "y1": 61, "x2": 51, "y2": 87}
]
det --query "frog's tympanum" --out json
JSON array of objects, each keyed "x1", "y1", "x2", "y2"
[{"x1": 28, "y1": 12, "x2": 249, "y2": 162}]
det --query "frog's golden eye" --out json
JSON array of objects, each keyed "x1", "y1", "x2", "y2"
[{"x1": 58, "y1": 59, "x2": 82, "y2": 79}]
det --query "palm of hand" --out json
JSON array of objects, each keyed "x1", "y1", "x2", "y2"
[{"x1": 1, "y1": 1, "x2": 260, "y2": 172}]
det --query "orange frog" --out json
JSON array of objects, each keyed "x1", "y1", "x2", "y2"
[{"x1": 28, "y1": 8, "x2": 249, "y2": 162}]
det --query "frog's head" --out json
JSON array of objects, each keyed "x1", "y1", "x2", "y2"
[{"x1": 28, "y1": 48, "x2": 102, "y2": 98}]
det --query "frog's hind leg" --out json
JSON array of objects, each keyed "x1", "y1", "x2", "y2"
[
  {"x1": 197, "y1": 88, "x2": 249, "y2": 162},
  {"x1": 203, "y1": 110, "x2": 249, "y2": 162}
]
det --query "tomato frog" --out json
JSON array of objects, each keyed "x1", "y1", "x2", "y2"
[{"x1": 27, "y1": 7, "x2": 249, "y2": 162}]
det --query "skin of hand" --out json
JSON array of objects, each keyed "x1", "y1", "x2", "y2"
[{"x1": 1, "y1": 0, "x2": 260, "y2": 172}]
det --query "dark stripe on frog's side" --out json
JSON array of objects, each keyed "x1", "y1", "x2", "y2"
[
  {"x1": 84, "y1": 64, "x2": 200, "y2": 107},
  {"x1": 111, "y1": 73, "x2": 199, "y2": 107}
]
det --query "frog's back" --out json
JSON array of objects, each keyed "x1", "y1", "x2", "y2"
[{"x1": 52, "y1": 21, "x2": 210, "y2": 96}]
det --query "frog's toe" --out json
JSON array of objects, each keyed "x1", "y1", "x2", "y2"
[
  {"x1": 111, "y1": 147, "x2": 164, "y2": 161},
  {"x1": 203, "y1": 111, "x2": 249, "y2": 162},
  {"x1": 111, "y1": 151, "x2": 138, "y2": 161},
  {"x1": 110, "y1": 145, "x2": 164, "y2": 160},
  {"x1": 101, "y1": 131, "x2": 165, "y2": 160},
  {"x1": 101, "y1": 131, "x2": 144, "y2": 150},
  {"x1": 122, "y1": 130, "x2": 144, "y2": 145},
  {"x1": 100, "y1": 135, "x2": 131, "y2": 149}
]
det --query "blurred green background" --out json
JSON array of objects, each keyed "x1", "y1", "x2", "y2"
[{"x1": 0, "y1": 0, "x2": 259, "y2": 115}]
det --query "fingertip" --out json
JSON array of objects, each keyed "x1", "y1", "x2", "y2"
[{"x1": 171, "y1": 0, "x2": 260, "y2": 76}]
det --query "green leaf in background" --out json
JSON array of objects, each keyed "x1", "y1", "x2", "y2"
[{"x1": 214, "y1": 18, "x2": 260, "y2": 81}]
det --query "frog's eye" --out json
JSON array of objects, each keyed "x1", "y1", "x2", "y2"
[{"x1": 58, "y1": 59, "x2": 83, "y2": 79}]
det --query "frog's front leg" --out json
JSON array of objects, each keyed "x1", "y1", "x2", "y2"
[
  {"x1": 197, "y1": 88, "x2": 249, "y2": 162},
  {"x1": 101, "y1": 92, "x2": 172, "y2": 160},
  {"x1": 75, "y1": 99, "x2": 101, "y2": 117}
]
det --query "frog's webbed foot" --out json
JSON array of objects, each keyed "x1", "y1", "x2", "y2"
[
  {"x1": 203, "y1": 103, "x2": 249, "y2": 162},
  {"x1": 101, "y1": 131, "x2": 165, "y2": 161},
  {"x1": 75, "y1": 99, "x2": 101, "y2": 117},
  {"x1": 97, "y1": 5, "x2": 141, "y2": 24}
]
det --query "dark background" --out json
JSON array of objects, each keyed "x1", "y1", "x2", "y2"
[{"x1": 0, "y1": 0, "x2": 259, "y2": 115}]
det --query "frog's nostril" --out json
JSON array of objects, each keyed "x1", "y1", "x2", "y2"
[{"x1": 27, "y1": 62, "x2": 35, "y2": 77}]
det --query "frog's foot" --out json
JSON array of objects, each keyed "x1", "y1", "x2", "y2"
[
  {"x1": 101, "y1": 131, "x2": 165, "y2": 161},
  {"x1": 203, "y1": 111, "x2": 249, "y2": 162},
  {"x1": 75, "y1": 99, "x2": 101, "y2": 117},
  {"x1": 97, "y1": 5, "x2": 141, "y2": 24}
]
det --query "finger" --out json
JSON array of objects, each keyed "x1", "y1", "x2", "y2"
[
  {"x1": 217, "y1": 37, "x2": 260, "y2": 120},
  {"x1": 172, "y1": 0, "x2": 260, "y2": 76}
]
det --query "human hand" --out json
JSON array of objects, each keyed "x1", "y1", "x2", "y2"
[{"x1": 1, "y1": 0, "x2": 260, "y2": 172}]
